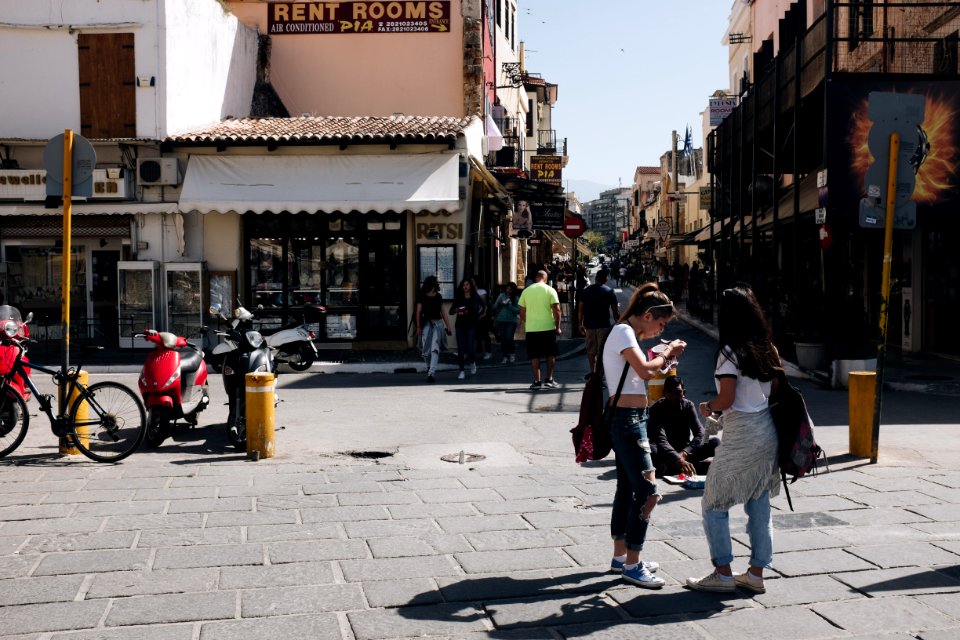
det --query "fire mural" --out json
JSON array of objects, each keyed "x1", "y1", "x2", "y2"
[{"x1": 832, "y1": 78, "x2": 960, "y2": 214}]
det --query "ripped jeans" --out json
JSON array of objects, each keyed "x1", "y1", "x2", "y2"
[{"x1": 609, "y1": 408, "x2": 659, "y2": 551}]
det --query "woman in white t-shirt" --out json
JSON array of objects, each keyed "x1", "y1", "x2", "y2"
[
  {"x1": 601, "y1": 283, "x2": 687, "y2": 589},
  {"x1": 686, "y1": 285, "x2": 782, "y2": 596}
]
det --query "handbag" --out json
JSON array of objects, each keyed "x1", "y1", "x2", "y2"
[{"x1": 571, "y1": 361, "x2": 629, "y2": 463}]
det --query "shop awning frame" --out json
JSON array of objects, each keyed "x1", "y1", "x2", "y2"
[
  {"x1": 0, "y1": 202, "x2": 178, "y2": 216},
  {"x1": 179, "y1": 153, "x2": 462, "y2": 215}
]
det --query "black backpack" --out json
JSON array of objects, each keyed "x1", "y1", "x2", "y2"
[{"x1": 769, "y1": 370, "x2": 827, "y2": 510}]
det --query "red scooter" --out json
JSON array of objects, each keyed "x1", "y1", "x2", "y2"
[
  {"x1": 0, "y1": 305, "x2": 30, "y2": 402},
  {"x1": 137, "y1": 330, "x2": 210, "y2": 448}
]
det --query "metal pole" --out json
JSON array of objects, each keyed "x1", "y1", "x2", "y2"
[
  {"x1": 60, "y1": 129, "x2": 73, "y2": 414},
  {"x1": 870, "y1": 132, "x2": 899, "y2": 464}
]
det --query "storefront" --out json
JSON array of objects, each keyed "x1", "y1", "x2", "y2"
[
  {"x1": 0, "y1": 199, "x2": 176, "y2": 349},
  {"x1": 171, "y1": 119, "x2": 478, "y2": 346}
]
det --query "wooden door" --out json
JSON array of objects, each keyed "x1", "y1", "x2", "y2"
[{"x1": 78, "y1": 33, "x2": 136, "y2": 138}]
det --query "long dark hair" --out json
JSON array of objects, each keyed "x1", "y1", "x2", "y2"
[
  {"x1": 420, "y1": 276, "x2": 439, "y2": 296},
  {"x1": 455, "y1": 278, "x2": 477, "y2": 301},
  {"x1": 716, "y1": 285, "x2": 780, "y2": 381},
  {"x1": 618, "y1": 282, "x2": 675, "y2": 322}
]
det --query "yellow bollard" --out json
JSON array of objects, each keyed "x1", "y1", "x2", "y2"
[
  {"x1": 848, "y1": 371, "x2": 876, "y2": 458},
  {"x1": 58, "y1": 370, "x2": 88, "y2": 455},
  {"x1": 646, "y1": 367, "x2": 677, "y2": 404},
  {"x1": 245, "y1": 372, "x2": 275, "y2": 460}
]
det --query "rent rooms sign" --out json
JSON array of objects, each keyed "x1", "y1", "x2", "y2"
[{"x1": 268, "y1": 1, "x2": 451, "y2": 34}]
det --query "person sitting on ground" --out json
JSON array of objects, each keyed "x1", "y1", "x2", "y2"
[{"x1": 648, "y1": 376, "x2": 720, "y2": 477}]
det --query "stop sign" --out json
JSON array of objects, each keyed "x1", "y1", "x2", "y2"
[{"x1": 563, "y1": 214, "x2": 587, "y2": 239}]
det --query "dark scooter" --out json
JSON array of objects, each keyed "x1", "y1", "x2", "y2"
[
  {"x1": 210, "y1": 304, "x2": 276, "y2": 451},
  {"x1": 137, "y1": 330, "x2": 210, "y2": 448}
]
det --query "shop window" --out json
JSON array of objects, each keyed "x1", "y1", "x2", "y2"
[
  {"x1": 250, "y1": 238, "x2": 285, "y2": 308},
  {"x1": 418, "y1": 245, "x2": 456, "y2": 299}
]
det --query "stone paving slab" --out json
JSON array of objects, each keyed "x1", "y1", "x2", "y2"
[
  {"x1": 0, "y1": 574, "x2": 85, "y2": 606},
  {"x1": 691, "y1": 605, "x2": 844, "y2": 640},
  {"x1": 33, "y1": 548, "x2": 151, "y2": 576},
  {"x1": 749, "y1": 574, "x2": 864, "y2": 607},
  {"x1": 847, "y1": 541, "x2": 960, "y2": 568},
  {"x1": 50, "y1": 623, "x2": 195, "y2": 640},
  {"x1": 16, "y1": 531, "x2": 137, "y2": 554},
  {"x1": 104, "y1": 590, "x2": 237, "y2": 626},
  {"x1": 86, "y1": 567, "x2": 220, "y2": 598},
  {"x1": 831, "y1": 566, "x2": 960, "y2": 596},
  {"x1": 773, "y1": 547, "x2": 877, "y2": 576},
  {"x1": 0, "y1": 600, "x2": 109, "y2": 635},
  {"x1": 813, "y1": 596, "x2": 958, "y2": 635},
  {"x1": 347, "y1": 603, "x2": 489, "y2": 639},
  {"x1": 436, "y1": 570, "x2": 563, "y2": 602},
  {"x1": 240, "y1": 583, "x2": 365, "y2": 616},
  {"x1": 199, "y1": 614, "x2": 342, "y2": 640}
]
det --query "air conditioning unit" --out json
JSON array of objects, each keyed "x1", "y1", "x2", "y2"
[{"x1": 136, "y1": 158, "x2": 180, "y2": 186}]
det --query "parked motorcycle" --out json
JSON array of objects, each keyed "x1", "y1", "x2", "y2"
[
  {"x1": 0, "y1": 305, "x2": 31, "y2": 402},
  {"x1": 136, "y1": 329, "x2": 210, "y2": 448},
  {"x1": 210, "y1": 304, "x2": 277, "y2": 451},
  {"x1": 257, "y1": 304, "x2": 325, "y2": 371}
]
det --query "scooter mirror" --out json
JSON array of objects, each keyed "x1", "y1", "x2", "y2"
[
  {"x1": 24, "y1": 312, "x2": 33, "y2": 324},
  {"x1": 209, "y1": 304, "x2": 222, "y2": 315}
]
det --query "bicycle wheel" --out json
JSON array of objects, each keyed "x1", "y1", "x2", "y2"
[
  {"x1": 0, "y1": 387, "x2": 28, "y2": 459},
  {"x1": 69, "y1": 382, "x2": 145, "y2": 463}
]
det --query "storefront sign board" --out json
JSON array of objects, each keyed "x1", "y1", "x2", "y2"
[
  {"x1": 530, "y1": 155, "x2": 562, "y2": 185},
  {"x1": 268, "y1": 1, "x2": 451, "y2": 34}
]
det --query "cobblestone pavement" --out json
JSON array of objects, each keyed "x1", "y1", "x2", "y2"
[{"x1": 1, "y1": 450, "x2": 959, "y2": 639}]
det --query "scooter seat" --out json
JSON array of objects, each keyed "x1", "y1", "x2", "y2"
[{"x1": 177, "y1": 349, "x2": 203, "y2": 373}]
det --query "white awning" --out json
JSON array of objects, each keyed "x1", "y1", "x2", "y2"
[
  {"x1": 0, "y1": 202, "x2": 178, "y2": 216},
  {"x1": 179, "y1": 153, "x2": 462, "y2": 215}
]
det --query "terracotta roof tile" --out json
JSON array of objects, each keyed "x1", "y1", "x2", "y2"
[
  {"x1": 166, "y1": 115, "x2": 473, "y2": 145},
  {"x1": 635, "y1": 166, "x2": 660, "y2": 174}
]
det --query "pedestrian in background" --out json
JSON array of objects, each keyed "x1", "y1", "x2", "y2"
[
  {"x1": 518, "y1": 270, "x2": 561, "y2": 390},
  {"x1": 473, "y1": 280, "x2": 495, "y2": 361},
  {"x1": 603, "y1": 282, "x2": 686, "y2": 588},
  {"x1": 450, "y1": 278, "x2": 485, "y2": 380},
  {"x1": 493, "y1": 282, "x2": 520, "y2": 363},
  {"x1": 686, "y1": 284, "x2": 781, "y2": 595},
  {"x1": 414, "y1": 276, "x2": 452, "y2": 383},
  {"x1": 578, "y1": 269, "x2": 620, "y2": 379}
]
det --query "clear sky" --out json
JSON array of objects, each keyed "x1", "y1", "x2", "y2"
[{"x1": 517, "y1": 0, "x2": 732, "y2": 196}]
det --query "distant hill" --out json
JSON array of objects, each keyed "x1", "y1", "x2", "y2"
[{"x1": 564, "y1": 179, "x2": 617, "y2": 204}]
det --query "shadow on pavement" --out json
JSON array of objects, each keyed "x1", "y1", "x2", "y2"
[{"x1": 393, "y1": 570, "x2": 752, "y2": 633}]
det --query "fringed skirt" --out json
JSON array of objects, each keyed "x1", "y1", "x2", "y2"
[{"x1": 702, "y1": 408, "x2": 781, "y2": 512}]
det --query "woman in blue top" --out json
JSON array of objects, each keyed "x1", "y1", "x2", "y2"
[
  {"x1": 493, "y1": 282, "x2": 520, "y2": 363},
  {"x1": 686, "y1": 285, "x2": 781, "y2": 595},
  {"x1": 602, "y1": 282, "x2": 686, "y2": 589}
]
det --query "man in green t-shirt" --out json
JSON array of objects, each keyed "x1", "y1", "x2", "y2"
[{"x1": 518, "y1": 270, "x2": 562, "y2": 390}]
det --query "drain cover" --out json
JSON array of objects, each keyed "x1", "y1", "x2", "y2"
[{"x1": 441, "y1": 452, "x2": 486, "y2": 464}]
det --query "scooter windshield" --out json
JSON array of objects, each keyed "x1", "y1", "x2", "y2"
[{"x1": 0, "y1": 306, "x2": 22, "y2": 324}]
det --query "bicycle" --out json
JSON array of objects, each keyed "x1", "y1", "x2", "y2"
[{"x1": 0, "y1": 306, "x2": 146, "y2": 463}]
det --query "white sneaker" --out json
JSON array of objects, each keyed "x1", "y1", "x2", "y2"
[
  {"x1": 508, "y1": 355, "x2": 515, "y2": 363},
  {"x1": 686, "y1": 570, "x2": 736, "y2": 593},
  {"x1": 501, "y1": 357, "x2": 509, "y2": 364},
  {"x1": 457, "y1": 371, "x2": 466, "y2": 380},
  {"x1": 482, "y1": 352, "x2": 492, "y2": 360},
  {"x1": 469, "y1": 363, "x2": 477, "y2": 375}
]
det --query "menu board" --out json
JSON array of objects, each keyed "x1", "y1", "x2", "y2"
[{"x1": 417, "y1": 245, "x2": 455, "y2": 299}]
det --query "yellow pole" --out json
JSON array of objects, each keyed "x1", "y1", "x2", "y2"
[
  {"x1": 58, "y1": 370, "x2": 88, "y2": 455},
  {"x1": 870, "y1": 132, "x2": 899, "y2": 464},
  {"x1": 60, "y1": 129, "x2": 74, "y2": 416},
  {"x1": 245, "y1": 372, "x2": 276, "y2": 460},
  {"x1": 848, "y1": 371, "x2": 876, "y2": 457}
]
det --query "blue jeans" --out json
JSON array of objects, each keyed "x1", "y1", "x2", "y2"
[
  {"x1": 609, "y1": 408, "x2": 658, "y2": 551},
  {"x1": 702, "y1": 490, "x2": 773, "y2": 568},
  {"x1": 455, "y1": 326, "x2": 476, "y2": 370},
  {"x1": 497, "y1": 321, "x2": 517, "y2": 356}
]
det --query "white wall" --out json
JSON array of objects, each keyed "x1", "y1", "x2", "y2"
[
  {"x1": 0, "y1": 0, "x2": 256, "y2": 140},
  {"x1": 164, "y1": 0, "x2": 257, "y2": 134}
]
